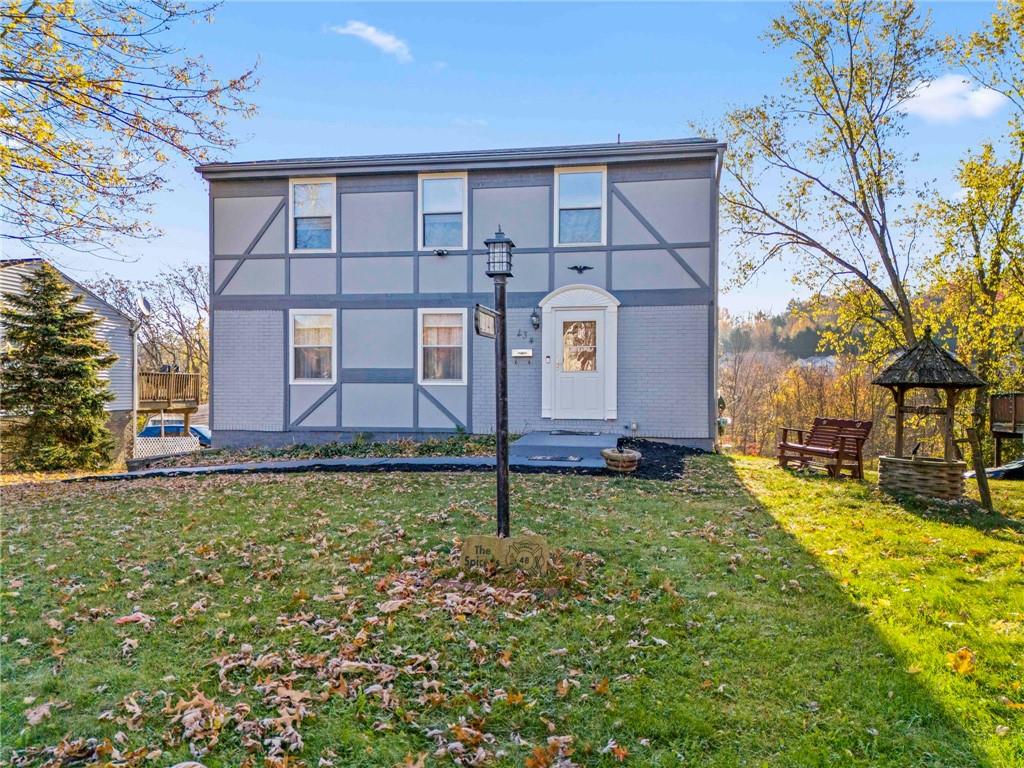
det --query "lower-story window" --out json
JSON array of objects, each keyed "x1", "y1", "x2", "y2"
[
  {"x1": 418, "y1": 308, "x2": 467, "y2": 384},
  {"x1": 290, "y1": 310, "x2": 335, "y2": 383}
]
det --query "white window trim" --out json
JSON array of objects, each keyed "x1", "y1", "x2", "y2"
[
  {"x1": 418, "y1": 172, "x2": 468, "y2": 251},
  {"x1": 289, "y1": 177, "x2": 337, "y2": 254},
  {"x1": 289, "y1": 309, "x2": 337, "y2": 385},
  {"x1": 417, "y1": 307, "x2": 468, "y2": 386},
  {"x1": 553, "y1": 165, "x2": 607, "y2": 247}
]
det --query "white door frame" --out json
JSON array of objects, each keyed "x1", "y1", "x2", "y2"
[{"x1": 539, "y1": 284, "x2": 619, "y2": 420}]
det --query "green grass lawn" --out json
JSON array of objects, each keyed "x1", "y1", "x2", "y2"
[{"x1": 2, "y1": 456, "x2": 1021, "y2": 767}]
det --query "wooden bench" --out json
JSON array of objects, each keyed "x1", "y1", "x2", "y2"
[{"x1": 777, "y1": 418, "x2": 873, "y2": 479}]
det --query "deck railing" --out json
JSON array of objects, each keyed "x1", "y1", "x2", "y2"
[
  {"x1": 138, "y1": 371, "x2": 201, "y2": 410},
  {"x1": 990, "y1": 392, "x2": 1024, "y2": 434}
]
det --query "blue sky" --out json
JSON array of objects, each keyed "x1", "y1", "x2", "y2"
[{"x1": 17, "y1": 1, "x2": 1011, "y2": 314}]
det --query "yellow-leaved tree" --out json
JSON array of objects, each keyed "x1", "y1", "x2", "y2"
[
  {"x1": 714, "y1": 0, "x2": 938, "y2": 359},
  {"x1": 1, "y1": 0, "x2": 258, "y2": 254},
  {"x1": 923, "y1": 0, "x2": 1024, "y2": 438}
]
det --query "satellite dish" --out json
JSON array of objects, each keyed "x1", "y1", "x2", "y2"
[{"x1": 136, "y1": 295, "x2": 152, "y2": 318}]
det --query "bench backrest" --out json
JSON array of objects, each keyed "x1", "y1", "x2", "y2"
[{"x1": 807, "y1": 418, "x2": 873, "y2": 450}]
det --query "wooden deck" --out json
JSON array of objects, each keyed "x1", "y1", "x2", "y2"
[
  {"x1": 990, "y1": 392, "x2": 1023, "y2": 466},
  {"x1": 138, "y1": 371, "x2": 201, "y2": 413}
]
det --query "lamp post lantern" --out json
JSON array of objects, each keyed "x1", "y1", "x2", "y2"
[{"x1": 484, "y1": 227, "x2": 514, "y2": 538}]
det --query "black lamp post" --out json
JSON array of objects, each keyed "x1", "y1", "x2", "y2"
[{"x1": 484, "y1": 227, "x2": 514, "y2": 538}]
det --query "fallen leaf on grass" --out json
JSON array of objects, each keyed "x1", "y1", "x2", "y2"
[
  {"x1": 378, "y1": 599, "x2": 408, "y2": 614},
  {"x1": 601, "y1": 739, "x2": 629, "y2": 761},
  {"x1": 947, "y1": 647, "x2": 976, "y2": 675},
  {"x1": 25, "y1": 702, "x2": 52, "y2": 725},
  {"x1": 114, "y1": 612, "x2": 155, "y2": 629}
]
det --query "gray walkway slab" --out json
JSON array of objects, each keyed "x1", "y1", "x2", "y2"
[{"x1": 510, "y1": 430, "x2": 618, "y2": 461}]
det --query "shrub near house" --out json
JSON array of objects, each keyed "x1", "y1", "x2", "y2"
[{"x1": 0, "y1": 263, "x2": 117, "y2": 470}]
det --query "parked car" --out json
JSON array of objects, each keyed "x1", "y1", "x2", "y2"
[{"x1": 138, "y1": 416, "x2": 212, "y2": 447}]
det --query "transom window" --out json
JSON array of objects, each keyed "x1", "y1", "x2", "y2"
[
  {"x1": 555, "y1": 166, "x2": 606, "y2": 246},
  {"x1": 419, "y1": 173, "x2": 467, "y2": 250},
  {"x1": 290, "y1": 310, "x2": 335, "y2": 383},
  {"x1": 418, "y1": 309, "x2": 467, "y2": 384},
  {"x1": 290, "y1": 178, "x2": 336, "y2": 252}
]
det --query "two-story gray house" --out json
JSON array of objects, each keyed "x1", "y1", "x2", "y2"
[{"x1": 196, "y1": 138, "x2": 722, "y2": 450}]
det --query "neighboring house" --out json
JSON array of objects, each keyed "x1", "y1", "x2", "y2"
[
  {"x1": 196, "y1": 138, "x2": 723, "y2": 450},
  {"x1": 0, "y1": 258, "x2": 138, "y2": 461}
]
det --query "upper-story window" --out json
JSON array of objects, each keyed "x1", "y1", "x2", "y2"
[
  {"x1": 419, "y1": 172, "x2": 467, "y2": 250},
  {"x1": 289, "y1": 178, "x2": 336, "y2": 253},
  {"x1": 555, "y1": 166, "x2": 606, "y2": 246}
]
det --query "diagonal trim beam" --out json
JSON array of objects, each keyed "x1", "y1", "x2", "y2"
[
  {"x1": 610, "y1": 186, "x2": 708, "y2": 289},
  {"x1": 215, "y1": 198, "x2": 287, "y2": 295},
  {"x1": 290, "y1": 383, "x2": 338, "y2": 427},
  {"x1": 418, "y1": 386, "x2": 466, "y2": 430}
]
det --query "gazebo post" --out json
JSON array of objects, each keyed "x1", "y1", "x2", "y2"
[
  {"x1": 944, "y1": 387, "x2": 960, "y2": 461},
  {"x1": 893, "y1": 386, "x2": 906, "y2": 458}
]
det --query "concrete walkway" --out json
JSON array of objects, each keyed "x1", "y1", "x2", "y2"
[{"x1": 66, "y1": 431, "x2": 618, "y2": 483}]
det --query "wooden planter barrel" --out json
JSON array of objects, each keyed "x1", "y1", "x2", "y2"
[
  {"x1": 878, "y1": 455, "x2": 966, "y2": 500},
  {"x1": 601, "y1": 448, "x2": 641, "y2": 473}
]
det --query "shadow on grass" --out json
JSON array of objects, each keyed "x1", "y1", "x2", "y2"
[
  {"x1": 778, "y1": 463, "x2": 1024, "y2": 539},
  {"x1": 618, "y1": 456, "x2": 996, "y2": 766}
]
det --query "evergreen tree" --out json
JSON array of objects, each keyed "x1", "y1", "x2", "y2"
[{"x1": 1, "y1": 263, "x2": 117, "y2": 470}]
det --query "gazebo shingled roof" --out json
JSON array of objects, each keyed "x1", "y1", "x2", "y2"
[{"x1": 872, "y1": 331, "x2": 986, "y2": 390}]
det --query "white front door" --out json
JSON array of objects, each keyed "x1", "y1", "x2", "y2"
[{"x1": 553, "y1": 309, "x2": 605, "y2": 419}]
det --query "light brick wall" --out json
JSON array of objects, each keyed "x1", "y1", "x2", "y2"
[
  {"x1": 212, "y1": 310, "x2": 284, "y2": 431},
  {"x1": 473, "y1": 305, "x2": 710, "y2": 439}
]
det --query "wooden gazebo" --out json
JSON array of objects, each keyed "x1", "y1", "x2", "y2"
[{"x1": 872, "y1": 330, "x2": 985, "y2": 499}]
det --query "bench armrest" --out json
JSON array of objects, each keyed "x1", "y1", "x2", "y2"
[{"x1": 779, "y1": 427, "x2": 805, "y2": 443}]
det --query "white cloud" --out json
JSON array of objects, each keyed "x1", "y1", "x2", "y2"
[
  {"x1": 328, "y1": 21, "x2": 412, "y2": 63},
  {"x1": 902, "y1": 74, "x2": 1007, "y2": 123}
]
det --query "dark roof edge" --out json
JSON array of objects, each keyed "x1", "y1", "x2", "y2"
[{"x1": 195, "y1": 138, "x2": 726, "y2": 180}]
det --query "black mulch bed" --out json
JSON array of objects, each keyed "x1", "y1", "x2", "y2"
[
  {"x1": 614, "y1": 438, "x2": 703, "y2": 481},
  {"x1": 67, "y1": 438, "x2": 702, "y2": 484}
]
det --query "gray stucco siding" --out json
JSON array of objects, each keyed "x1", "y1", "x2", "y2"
[
  {"x1": 472, "y1": 186, "x2": 550, "y2": 249},
  {"x1": 340, "y1": 191, "x2": 414, "y2": 253},
  {"x1": 341, "y1": 257, "x2": 414, "y2": 294},
  {"x1": 213, "y1": 196, "x2": 283, "y2": 255},
  {"x1": 341, "y1": 383, "x2": 414, "y2": 428},
  {"x1": 419, "y1": 253, "x2": 467, "y2": 293},
  {"x1": 220, "y1": 258, "x2": 286, "y2": 295},
  {"x1": 290, "y1": 258, "x2": 337, "y2": 295},
  {"x1": 611, "y1": 249, "x2": 705, "y2": 291},
  {"x1": 341, "y1": 309, "x2": 413, "y2": 368}
]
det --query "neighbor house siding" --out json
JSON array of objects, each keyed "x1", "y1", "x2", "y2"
[
  {"x1": 0, "y1": 260, "x2": 135, "y2": 412},
  {"x1": 201, "y1": 140, "x2": 721, "y2": 448}
]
